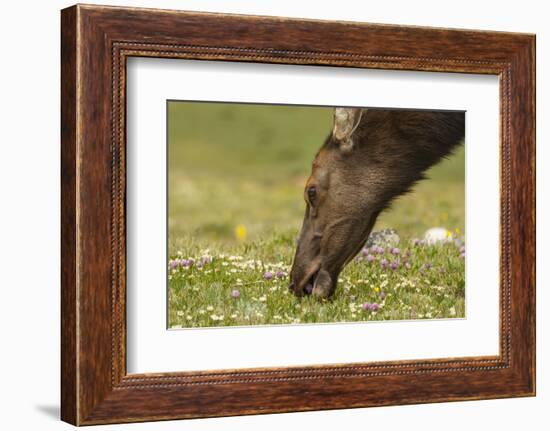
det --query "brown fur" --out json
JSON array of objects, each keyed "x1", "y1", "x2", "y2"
[{"x1": 289, "y1": 108, "x2": 465, "y2": 298}]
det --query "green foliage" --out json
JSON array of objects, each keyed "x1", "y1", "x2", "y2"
[{"x1": 168, "y1": 238, "x2": 465, "y2": 328}]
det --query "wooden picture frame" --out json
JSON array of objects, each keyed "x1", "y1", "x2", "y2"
[{"x1": 61, "y1": 4, "x2": 535, "y2": 425}]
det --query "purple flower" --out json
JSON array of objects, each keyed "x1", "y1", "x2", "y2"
[
  {"x1": 231, "y1": 289, "x2": 240, "y2": 299},
  {"x1": 169, "y1": 260, "x2": 178, "y2": 270},
  {"x1": 276, "y1": 270, "x2": 286, "y2": 279},
  {"x1": 460, "y1": 251, "x2": 466, "y2": 258},
  {"x1": 361, "y1": 248, "x2": 370, "y2": 256},
  {"x1": 459, "y1": 246, "x2": 466, "y2": 254},
  {"x1": 180, "y1": 259, "x2": 189, "y2": 267},
  {"x1": 366, "y1": 254, "x2": 375, "y2": 262},
  {"x1": 380, "y1": 292, "x2": 387, "y2": 299},
  {"x1": 412, "y1": 238, "x2": 421, "y2": 246},
  {"x1": 376, "y1": 246, "x2": 385, "y2": 254},
  {"x1": 390, "y1": 247, "x2": 400, "y2": 255},
  {"x1": 187, "y1": 258, "x2": 195, "y2": 267},
  {"x1": 390, "y1": 261, "x2": 399, "y2": 270},
  {"x1": 380, "y1": 258, "x2": 388, "y2": 268},
  {"x1": 203, "y1": 256, "x2": 212, "y2": 264},
  {"x1": 196, "y1": 260, "x2": 203, "y2": 269},
  {"x1": 263, "y1": 271, "x2": 273, "y2": 280},
  {"x1": 362, "y1": 302, "x2": 380, "y2": 312}
]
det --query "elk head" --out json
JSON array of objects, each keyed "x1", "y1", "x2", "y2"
[{"x1": 288, "y1": 107, "x2": 464, "y2": 299}]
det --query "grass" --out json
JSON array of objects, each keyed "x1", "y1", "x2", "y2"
[
  {"x1": 168, "y1": 237, "x2": 465, "y2": 328},
  {"x1": 167, "y1": 101, "x2": 465, "y2": 328}
]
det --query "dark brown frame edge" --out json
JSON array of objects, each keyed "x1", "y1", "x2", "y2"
[{"x1": 61, "y1": 4, "x2": 535, "y2": 426}]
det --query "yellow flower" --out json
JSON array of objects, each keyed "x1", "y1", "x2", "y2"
[
  {"x1": 373, "y1": 287, "x2": 380, "y2": 293},
  {"x1": 234, "y1": 224, "x2": 247, "y2": 241}
]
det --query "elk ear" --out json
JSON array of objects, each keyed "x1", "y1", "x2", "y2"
[{"x1": 332, "y1": 107, "x2": 363, "y2": 152}]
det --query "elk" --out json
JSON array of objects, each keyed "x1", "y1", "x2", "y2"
[{"x1": 288, "y1": 107, "x2": 465, "y2": 299}]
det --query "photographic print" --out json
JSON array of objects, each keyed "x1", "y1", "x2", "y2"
[{"x1": 167, "y1": 102, "x2": 466, "y2": 328}]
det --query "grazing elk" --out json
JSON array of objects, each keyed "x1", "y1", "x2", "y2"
[{"x1": 288, "y1": 108, "x2": 465, "y2": 299}]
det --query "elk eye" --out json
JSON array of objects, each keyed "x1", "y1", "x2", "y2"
[{"x1": 307, "y1": 186, "x2": 317, "y2": 205}]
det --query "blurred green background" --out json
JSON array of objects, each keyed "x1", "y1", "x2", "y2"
[{"x1": 168, "y1": 102, "x2": 465, "y2": 253}]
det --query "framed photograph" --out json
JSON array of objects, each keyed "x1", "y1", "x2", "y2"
[{"x1": 61, "y1": 4, "x2": 535, "y2": 425}]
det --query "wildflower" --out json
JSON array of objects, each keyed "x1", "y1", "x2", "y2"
[
  {"x1": 169, "y1": 260, "x2": 178, "y2": 270},
  {"x1": 460, "y1": 251, "x2": 466, "y2": 258},
  {"x1": 361, "y1": 248, "x2": 370, "y2": 256},
  {"x1": 187, "y1": 258, "x2": 195, "y2": 267},
  {"x1": 390, "y1": 261, "x2": 399, "y2": 270},
  {"x1": 366, "y1": 254, "x2": 375, "y2": 262},
  {"x1": 259, "y1": 295, "x2": 267, "y2": 302},
  {"x1": 263, "y1": 271, "x2": 273, "y2": 280},
  {"x1": 390, "y1": 247, "x2": 400, "y2": 255},
  {"x1": 206, "y1": 305, "x2": 214, "y2": 311},
  {"x1": 371, "y1": 303, "x2": 380, "y2": 311},
  {"x1": 276, "y1": 270, "x2": 286, "y2": 279},
  {"x1": 203, "y1": 256, "x2": 212, "y2": 265},
  {"x1": 373, "y1": 287, "x2": 380, "y2": 293},
  {"x1": 196, "y1": 261, "x2": 203, "y2": 269},
  {"x1": 231, "y1": 289, "x2": 240, "y2": 299},
  {"x1": 234, "y1": 224, "x2": 247, "y2": 241},
  {"x1": 380, "y1": 291, "x2": 387, "y2": 299},
  {"x1": 176, "y1": 310, "x2": 184, "y2": 317},
  {"x1": 380, "y1": 258, "x2": 388, "y2": 268},
  {"x1": 375, "y1": 246, "x2": 385, "y2": 254}
]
